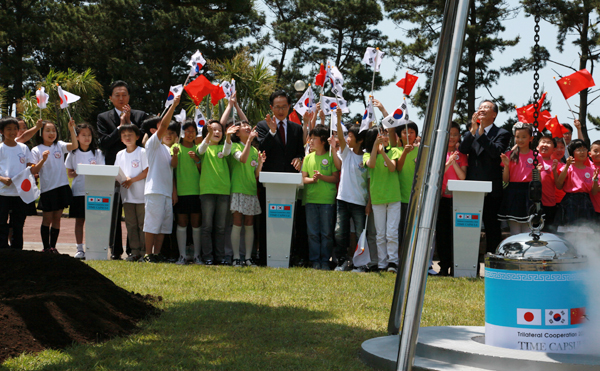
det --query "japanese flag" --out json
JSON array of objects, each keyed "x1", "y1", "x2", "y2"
[
  {"x1": 194, "y1": 108, "x2": 206, "y2": 137},
  {"x1": 174, "y1": 109, "x2": 187, "y2": 138},
  {"x1": 293, "y1": 85, "x2": 316, "y2": 115},
  {"x1": 165, "y1": 84, "x2": 183, "y2": 108},
  {"x1": 362, "y1": 47, "x2": 385, "y2": 72},
  {"x1": 353, "y1": 221, "x2": 370, "y2": 267},
  {"x1": 382, "y1": 102, "x2": 410, "y2": 129},
  {"x1": 320, "y1": 96, "x2": 349, "y2": 115},
  {"x1": 516, "y1": 308, "x2": 541, "y2": 326},
  {"x1": 57, "y1": 85, "x2": 80, "y2": 109},
  {"x1": 188, "y1": 50, "x2": 207, "y2": 77},
  {"x1": 360, "y1": 98, "x2": 374, "y2": 133},
  {"x1": 12, "y1": 167, "x2": 40, "y2": 205},
  {"x1": 36, "y1": 87, "x2": 49, "y2": 109}
]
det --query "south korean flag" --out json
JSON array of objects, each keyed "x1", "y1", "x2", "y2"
[
  {"x1": 220, "y1": 80, "x2": 233, "y2": 99},
  {"x1": 362, "y1": 47, "x2": 385, "y2": 72},
  {"x1": 293, "y1": 85, "x2": 316, "y2": 115},
  {"x1": 360, "y1": 99, "x2": 375, "y2": 133},
  {"x1": 320, "y1": 96, "x2": 349, "y2": 115}
]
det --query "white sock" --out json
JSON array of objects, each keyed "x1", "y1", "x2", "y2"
[
  {"x1": 231, "y1": 225, "x2": 242, "y2": 260},
  {"x1": 192, "y1": 227, "x2": 201, "y2": 259},
  {"x1": 244, "y1": 225, "x2": 254, "y2": 260},
  {"x1": 76, "y1": 243, "x2": 84, "y2": 252},
  {"x1": 176, "y1": 226, "x2": 187, "y2": 258}
]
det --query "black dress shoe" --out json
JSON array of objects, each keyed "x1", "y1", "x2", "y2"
[{"x1": 110, "y1": 254, "x2": 122, "y2": 260}]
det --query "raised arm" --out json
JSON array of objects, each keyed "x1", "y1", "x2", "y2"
[
  {"x1": 17, "y1": 119, "x2": 43, "y2": 144},
  {"x1": 65, "y1": 119, "x2": 78, "y2": 151},
  {"x1": 157, "y1": 95, "x2": 180, "y2": 140}
]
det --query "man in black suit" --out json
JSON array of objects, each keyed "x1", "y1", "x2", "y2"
[
  {"x1": 97, "y1": 81, "x2": 149, "y2": 259},
  {"x1": 256, "y1": 90, "x2": 305, "y2": 265},
  {"x1": 459, "y1": 100, "x2": 511, "y2": 255}
]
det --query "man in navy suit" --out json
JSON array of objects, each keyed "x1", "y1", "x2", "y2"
[
  {"x1": 256, "y1": 90, "x2": 305, "y2": 265},
  {"x1": 97, "y1": 81, "x2": 149, "y2": 260},
  {"x1": 459, "y1": 100, "x2": 511, "y2": 255}
]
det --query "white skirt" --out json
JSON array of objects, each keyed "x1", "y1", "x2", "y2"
[{"x1": 230, "y1": 193, "x2": 262, "y2": 215}]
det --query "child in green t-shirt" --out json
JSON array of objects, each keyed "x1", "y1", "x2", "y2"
[
  {"x1": 171, "y1": 121, "x2": 202, "y2": 265},
  {"x1": 197, "y1": 120, "x2": 238, "y2": 265},
  {"x1": 363, "y1": 127, "x2": 402, "y2": 273},
  {"x1": 301, "y1": 124, "x2": 339, "y2": 270},
  {"x1": 391, "y1": 121, "x2": 419, "y2": 249},
  {"x1": 230, "y1": 122, "x2": 266, "y2": 267}
]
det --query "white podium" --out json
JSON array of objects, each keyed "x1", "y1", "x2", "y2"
[
  {"x1": 259, "y1": 172, "x2": 303, "y2": 268},
  {"x1": 77, "y1": 164, "x2": 126, "y2": 261},
  {"x1": 447, "y1": 180, "x2": 492, "y2": 277}
]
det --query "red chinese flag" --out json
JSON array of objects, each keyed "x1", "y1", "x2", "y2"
[
  {"x1": 546, "y1": 116, "x2": 569, "y2": 138},
  {"x1": 315, "y1": 63, "x2": 327, "y2": 87},
  {"x1": 556, "y1": 69, "x2": 595, "y2": 99},
  {"x1": 570, "y1": 307, "x2": 586, "y2": 325},
  {"x1": 289, "y1": 110, "x2": 302, "y2": 125},
  {"x1": 184, "y1": 75, "x2": 215, "y2": 106},
  {"x1": 396, "y1": 72, "x2": 418, "y2": 95},
  {"x1": 210, "y1": 84, "x2": 226, "y2": 106},
  {"x1": 516, "y1": 92, "x2": 547, "y2": 123}
]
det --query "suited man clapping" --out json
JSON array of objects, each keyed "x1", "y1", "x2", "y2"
[{"x1": 459, "y1": 100, "x2": 511, "y2": 255}]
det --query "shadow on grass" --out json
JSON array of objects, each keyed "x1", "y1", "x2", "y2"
[{"x1": 5, "y1": 299, "x2": 383, "y2": 371}]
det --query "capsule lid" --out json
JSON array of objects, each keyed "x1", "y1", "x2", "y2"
[{"x1": 492, "y1": 232, "x2": 580, "y2": 260}]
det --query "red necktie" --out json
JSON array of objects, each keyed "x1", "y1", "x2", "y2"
[{"x1": 278, "y1": 122, "x2": 285, "y2": 145}]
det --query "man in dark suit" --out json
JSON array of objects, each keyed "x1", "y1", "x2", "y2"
[
  {"x1": 97, "y1": 81, "x2": 149, "y2": 260},
  {"x1": 256, "y1": 90, "x2": 305, "y2": 265},
  {"x1": 459, "y1": 100, "x2": 511, "y2": 255}
]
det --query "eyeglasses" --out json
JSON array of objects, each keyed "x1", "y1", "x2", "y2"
[{"x1": 272, "y1": 106, "x2": 289, "y2": 111}]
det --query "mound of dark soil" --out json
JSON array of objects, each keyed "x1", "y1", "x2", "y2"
[{"x1": 0, "y1": 249, "x2": 160, "y2": 363}]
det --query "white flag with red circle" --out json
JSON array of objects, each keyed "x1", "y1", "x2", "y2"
[
  {"x1": 57, "y1": 85, "x2": 80, "y2": 109},
  {"x1": 12, "y1": 167, "x2": 39, "y2": 204}
]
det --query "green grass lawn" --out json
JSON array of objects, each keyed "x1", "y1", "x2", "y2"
[{"x1": 1, "y1": 263, "x2": 485, "y2": 371}]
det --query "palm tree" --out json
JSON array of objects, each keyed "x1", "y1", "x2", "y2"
[{"x1": 18, "y1": 69, "x2": 103, "y2": 143}]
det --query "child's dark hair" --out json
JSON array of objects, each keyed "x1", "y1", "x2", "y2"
[
  {"x1": 201, "y1": 120, "x2": 226, "y2": 144},
  {"x1": 36, "y1": 120, "x2": 59, "y2": 145},
  {"x1": 74, "y1": 123, "x2": 100, "y2": 155},
  {"x1": 231, "y1": 121, "x2": 258, "y2": 148},
  {"x1": 0, "y1": 117, "x2": 19, "y2": 133},
  {"x1": 118, "y1": 123, "x2": 141, "y2": 138},
  {"x1": 539, "y1": 134, "x2": 557, "y2": 147},
  {"x1": 362, "y1": 127, "x2": 389, "y2": 153},
  {"x1": 510, "y1": 124, "x2": 533, "y2": 163},
  {"x1": 309, "y1": 124, "x2": 330, "y2": 151},
  {"x1": 591, "y1": 139, "x2": 600, "y2": 148},
  {"x1": 181, "y1": 120, "x2": 198, "y2": 140},
  {"x1": 347, "y1": 124, "x2": 365, "y2": 143},
  {"x1": 567, "y1": 139, "x2": 588, "y2": 156},
  {"x1": 167, "y1": 121, "x2": 180, "y2": 137},
  {"x1": 398, "y1": 121, "x2": 419, "y2": 145},
  {"x1": 141, "y1": 116, "x2": 160, "y2": 137}
]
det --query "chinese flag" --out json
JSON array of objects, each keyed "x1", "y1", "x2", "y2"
[
  {"x1": 289, "y1": 110, "x2": 302, "y2": 125},
  {"x1": 546, "y1": 116, "x2": 570, "y2": 138},
  {"x1": 570, "y1": 307, "x2": 586, "y2": 325},
  {"x1": 210, "y1": 85, "x2": 226, "y2": 106},
  {"x1": 516, "y1": 92, "x2": 547, "y2": 123},
  {"x1": 184, "y1": 75, "x2": 215, "y2": 106},
  {"x1": 556, "y1": 69, "x2": 595, "y2": 99},
  {"x1": 396, "y1": 72, "x2": 419, "y2": 95},
  {"x1": 315, "y1": 63, "x2": 327, "y2": 87}
]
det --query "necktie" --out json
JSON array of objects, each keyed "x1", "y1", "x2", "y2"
[{"x1": 278, "y1": 122, "x2": 285, "y2": 145}]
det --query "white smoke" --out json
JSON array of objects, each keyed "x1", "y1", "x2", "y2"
[{"x1": 561, "y1": 224, "x2": 600, "y2": 355}]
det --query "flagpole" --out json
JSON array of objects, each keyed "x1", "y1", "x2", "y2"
[
  {"x1": 554, "y1": 76, "x2": 577, "y2": 120},
  {"x1": 370, "y1": 48, "x2": 378, "y2": 97},
  {"x1": 66, "y1": 107, "x2": 72, "y2": 121},
  {"x1": 183, "y1": 75, "x2": 191, "y2": 88},
  {"x1": 160, "y1": 106, "x2": 169, "y2": 118},
  {"x1": 404, "y1": 97, "x2": 408, "y2": 146}
]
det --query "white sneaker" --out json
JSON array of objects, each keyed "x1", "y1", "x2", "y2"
[
  {"x1": 74, "y1": 251, "x2": 85, "y2": 259},
  {"x1": 176, "y1": 256, "x2": 187, "y2": 265}
]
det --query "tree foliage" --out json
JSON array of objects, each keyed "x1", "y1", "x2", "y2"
[{"x1": 382, "y1": 0, "x2": 520, "y2": 128}]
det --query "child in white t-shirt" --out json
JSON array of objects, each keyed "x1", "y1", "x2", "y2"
[
  {"x1": 66, "y1": 123, "x2": 105, "y2": 259},
  {"x1": 31, "y1": 119, "x2": 78, "y2": 253},
  {"x1": 115, "y1": 121, "x2": 149, "y2": 261},
  {"x1": 0, "y1": 118, "x2": 46, "y2": 249},
  {"x1": 141, "y1": 96, "x2": 178, "y2": 262}
]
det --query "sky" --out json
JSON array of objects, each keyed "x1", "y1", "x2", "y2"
[{"x1": 257, "y1": 0, "x2": 600, "y2": 143}]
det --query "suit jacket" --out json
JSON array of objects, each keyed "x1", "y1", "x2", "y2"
[
  {"x1": 256, "y1": 118, "x2": 305, "y2": 173},
  {"x1": 97, "y1": 109, "x2": 149, "y2": 165},
  {"x1": 458, "y1": 124, "x2": 511, "y2": 198}
]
